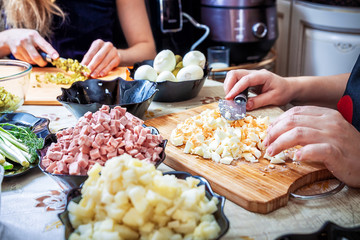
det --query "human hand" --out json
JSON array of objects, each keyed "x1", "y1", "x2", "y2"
[
  {"x1": 224, "y1": 69, "x2": 294, "y2": 111},
  {"x1": 2, "y1": 29, "x2": 59, "y2": 66},
  {"x1": 264, "y1": 106, "x2": 360, "y2": 188},
  {"x1": 81, "y1": 39, "x2": 120, "y2": 78}
]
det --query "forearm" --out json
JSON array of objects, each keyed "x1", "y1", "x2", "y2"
[
  {"x1": 117, "y1": 41, "x2": 156, "y2": 66},
  {"x1": 0, "y1": 31, "x2": 11, "y2": 57},
  {"x1": 287, "y1": 73, "x2": 349, "y2": 108}
]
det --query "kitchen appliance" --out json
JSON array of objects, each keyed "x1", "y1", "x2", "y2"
[
  {"x1": 145, "y1": 0, "x2": 209, "y2": 55},
  {"x1": 200, "y1": 0, "x2": 278, "y2": 64}
]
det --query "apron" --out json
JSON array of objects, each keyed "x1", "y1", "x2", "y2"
[
  {"x1": 50, "y1": 0, "x2": 123, "y2": 61},
  {"x1": 337, "y1": 54, "x2": 360, "y2": 132}
]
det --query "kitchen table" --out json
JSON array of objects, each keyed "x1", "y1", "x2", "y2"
[{"x1": 0, "y1": 78, "x2": 359, "y2": 240}]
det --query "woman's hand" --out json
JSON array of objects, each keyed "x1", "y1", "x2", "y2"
[
  {"x1": 0, "y1": 29, "x2": 59, "y2": 66},
  {"x1": 264, "y1": 106, "x2": 360, "y2": 188},
  {"x1": 224, "y1": 69, "x2": 295, "y2": 111},
  {"x1": 81, "y1": 39, "x2": 121, "y2": 78}
]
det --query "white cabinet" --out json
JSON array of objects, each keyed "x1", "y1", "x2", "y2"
[{"x1": 276, "y1": 0, "x2": 360, "y2": 77}]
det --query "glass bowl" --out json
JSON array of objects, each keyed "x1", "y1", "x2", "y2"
[
  {"x1": 130, "y1": 60, "x2": 210, "y2": 102},
  {"x1": 0, "y1": 60, "x2": 32, "y2": 113},
  {"x1": 58, "y1": 171, "x2": 229, "y2": 240},
  {"x1": 56, "y1": 77, "x2": 158, "y2": 119}
]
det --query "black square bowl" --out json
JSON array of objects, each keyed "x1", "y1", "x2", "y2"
[{"x1": 56, "y1": 77, "x2": 158, "y2": 119}]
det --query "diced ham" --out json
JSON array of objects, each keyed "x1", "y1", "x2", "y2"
[
  {"x1": 90, "y1": 148, "x2": 101, "y2": 160},
  {"x1": 69, "y1": 162, "x2": 80, "y2": 175},
  {"x1": 47, "y1": 151, "x2": 63, "y2": 161},
  {"x1": 57, "y1": 161, "x2": 68, "y2": 174},
  {"x1": 45, "y1": 161, "x2": 57, "y2": 173},
  {"x1": 93, "y1": 123, "x2": 105, "y2": 133},
  {"x1": 107, "y1": 151, "x2": 117, "y2": 159},
  {"x1": 42, "y1": 105, "x2": 164, "y2": 175}
]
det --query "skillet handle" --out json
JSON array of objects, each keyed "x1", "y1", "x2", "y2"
[{"x1": 290, "y1": 180, "x2": 345, "y2": 200}]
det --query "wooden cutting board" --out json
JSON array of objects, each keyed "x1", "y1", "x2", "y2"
[
  {"x1": 145, "y1": 102, "x2": 332, "y2": 214},
  {"x1": 24, "y1": 67, "x2": 129, "y2": 105}
]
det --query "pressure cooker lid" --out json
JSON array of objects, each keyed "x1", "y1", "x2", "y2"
[{"x1": 201, "y1": 0, "x2": 276, "y2": 7}]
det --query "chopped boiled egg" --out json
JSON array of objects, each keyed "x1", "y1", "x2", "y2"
[{"x1": 170, "y1": 108, "x2": 299, "y2": 165}]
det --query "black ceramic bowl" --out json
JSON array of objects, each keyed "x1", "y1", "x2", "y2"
[
  {"x1": 130, "y1": 60, "x2": 210, "y2": 102},
  {"x1": 0, "y1": 112, "x2": 50, "y2": 177},
  {"x1": 56, "y1": 77, "x2": 158, "y2": 119},
  {"x1": 58, "y1": 171, "x2": 229, "y2": 240},
  {"x1": 38, "y1": 126, "x2": 167, "y2": 190}
]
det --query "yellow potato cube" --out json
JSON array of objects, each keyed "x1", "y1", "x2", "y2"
[
  {"x1": 139, "y1": 222, "x2": 155, "y2": 234},
  {"x1": 105, "y1": 203, "x2": 128, "y2": 222},
  {"x1": 77, "y1": 223, "x2": 93, "y2": 238},
  {"x1": 92, "y1": 231, "x2": 120, "y2": 240},
  {"x1": 173, "y1": 219, "x2": 197, "y2": 234},
  {"x1": 149, "y1": 227, "x2": 174, "y2": 240},
  {"x1": 127, "y1": 186, "x2": 148, "y2": 213},
  {"x1": 193, "y1": 220, "x2": 221, "y2": 240},
  {"x1": 153, "y1": 175, "x2": 179, "y2": 199},
  {"x1": 122, "y1": 207, "x2": 144, "y2": 227},
  {"x1": 114, "y1": 224, "x2": 139, "y2": 239}
]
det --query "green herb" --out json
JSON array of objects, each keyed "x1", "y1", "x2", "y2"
[{"x1": 0, "y1": 123, "x2": 44, "y2": 164}]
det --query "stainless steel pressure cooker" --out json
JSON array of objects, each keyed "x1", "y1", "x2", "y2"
[{"x1": 201, "y1": 0, "x2": 278, "y2": 64}]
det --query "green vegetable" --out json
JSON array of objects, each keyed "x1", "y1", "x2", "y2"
[
  {"x1": 0, "y1": 86, "x2": 21, "y2": 112},
  {"x1": 1, "y1": 160, "x2": 13, "y2": 170},
  {"x1": 0, "y1": 123, "x2": 44, "y2": 163},
  {"x1": 0, "y1": 123, "x2": 44, "y2": 175}
]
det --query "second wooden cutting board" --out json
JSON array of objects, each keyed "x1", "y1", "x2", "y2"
[
  {"x1": 145, "y1": 102, "x2": 332, "y2": 214},
  {"x1": 24, "y1": 67, "x2": 129, "y2": 105}
]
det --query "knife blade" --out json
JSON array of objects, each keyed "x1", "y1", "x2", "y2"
[{"x1": 219, "y1": 88, "x2": 248, "y2": 121}]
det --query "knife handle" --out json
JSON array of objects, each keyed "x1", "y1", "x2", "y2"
[
  {"x1": 234, "y1": 88, "x2": 248, "y2": 104},
  {"x1": 39, "y1": 50, "x2": 53, "y2": 63}
]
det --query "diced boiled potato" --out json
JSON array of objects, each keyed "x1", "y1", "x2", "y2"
[
  {"x1": 127, "y1": 185, "x2": 148, "y2": 213},
  {"x1": 77, "y1": 223, "x2": 93, "y2": 238},
  {"x1": 68, "y1": 154, "x2": 221, "y2": 239},
  {"x1": 153, "y1": 175, "x2": 179, "y2": 199},
  {"x1": 193, "y1": 220, "x2": 221, "y2": 240},
  {"x1": 122, "y1": 207, "x2": 145, "y2": 227},
  {"x1": 114, "y1": 224, "x2": 139, "y2": 239},
  {"x1": 92, "y1": 231, "x2": 120, "y2": 240},
  {"x1": 173, "y1": 219, "x2": 197, "y2": 234}
]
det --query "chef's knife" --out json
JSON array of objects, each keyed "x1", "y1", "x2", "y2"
[
  {"x1": 219, "y1": 88, "x2": 248, "y2": 121},
  {"x1": 39, "y1": 51, "x2": 90, "y2": 74},
  {"x1": 39, "y1": 51, "x2": 66, "y2": 64}
]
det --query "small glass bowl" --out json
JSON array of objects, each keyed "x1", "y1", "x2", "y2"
[{"x1": 0, "y1": 60, "x2": 32, "y2": 113}]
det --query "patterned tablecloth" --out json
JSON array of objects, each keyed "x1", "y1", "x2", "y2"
[{"x1": 0, "y1": 79, "x2": 359, "y2": 240}]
